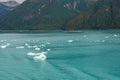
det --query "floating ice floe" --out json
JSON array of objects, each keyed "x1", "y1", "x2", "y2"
[
  {"x1": 25, "y1": 43, "x2": 29, "y2": 46},
  {"x1": 6, "y1": 43, "x2": 10, "y2": 45},
  {"x1": 47, "y1": 49, "x2": 51, "y2": 51},
  {"x1": 0, "y1": 45, "x2": 7, "y2": 48},
  {"x1": 114, "y1": 34, "x2": 118, "y2": 37},
  {"x1": 33, "y1": 54, "x2": 46, "y2": 61},
  {"x1": 27, "y1": 52, "x2": 36, "y2": 57},
  {"x1": 35, "y1": 47, "x2": 40, "y2": 51},
  {"x1": 27, "y1": 46, "x2": 32, "y2": 48},
  {"x1": 0, "y1": 43, "x2": 10, "y2": 49},
  {"x1": 68, "y1": 40, "x2": 73, "y2": 43},
  {"x1": 27, "y1": 52, "x2": 47, "y2": 61},
  {"x1": 27, "y1": 45, "x2": 38, "y2": 49},
  {"x1": 32, "y1": 45, "x2": 38, "y2": 48},
  {"x1": 16, "y1": 46, "x2": 25, "y2": 49},
  {"x1": 41, "y1": 44, "x2": 46, "y2": 47}
]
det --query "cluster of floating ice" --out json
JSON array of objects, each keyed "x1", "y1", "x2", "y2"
[
  {"x1": 0, "y1": 34, "x2": 119, "y2": 50},
  {"x1": 0, "y1": 39, "x2": 52, "y2": 54},
  {"x1": 24, "y1": 41, "x2": 51, "y2": 61},
  {"x1": 0, "y1": 43, "x2": 10, "y2": 49},
  {"x1": 27, "y1": 52, "x2": 47, "y2": 61},
  {"x1": 15, "y1": 43, "x2": 42, "y2": 51}
]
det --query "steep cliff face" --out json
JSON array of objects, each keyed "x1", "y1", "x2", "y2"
[
  {"x1": 66, "y1": 0, "x2": 120, "y2": 30},
  {"x1": 0, "y1": 0, "x2": 87, "y2": 30}
]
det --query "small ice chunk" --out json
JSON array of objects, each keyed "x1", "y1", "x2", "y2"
[
  {"x1": 114, "y1": 34, "x2": 118, "y2": 37},
  {"x1": 1, "y1": 45, "x2": 7, "y2": 48},
  {"x1": 35, "y1": 47, "x2": 40, "y2": 51},
  {"x1": 47, "y1": 49, "x2": 51, "y2": 51},
  {"x1": 27, "y1": 46, "x2": 32, "y2": 48},
  {"x1": 102, "y1": 40, "x2": 105, "y2": 42},
  {"x1": 16, "y1": 46, "x2": 25, "y2": 49},
  {"x1": 5, "y1": 43, "x2": 10, "y2": 47},
  {"x1": 41, "y1": 44, "x2": 46, "y2": 47},
  {"x1": 27, "y1": 52, "x2": 47, "y2": 61},
  {"x1": 27, "y1": 52, "x2": 36, "y2": 57},
  {"x1": 68, "y1": 40, "x2": 73, "y2": 43},
  {"x1": 96, "y1": 40, "x2": 100, "y2": 42},
  {"x1": 40, "y1": 52, "x2": 47, "y2": 55},
  {"x1": 25, "y1": 43, "x2": 29, "y2": 46},
  {"x1": 33, "y1": 54, "x2": 46, "y2": 61}
]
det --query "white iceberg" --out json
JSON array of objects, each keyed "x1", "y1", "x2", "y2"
[
  {"x1": 33, "y1": 53, "x2": 46, "y2": 61},
  {"x1": 27, "y1": 52, "x2": 47, "y2": 61}
]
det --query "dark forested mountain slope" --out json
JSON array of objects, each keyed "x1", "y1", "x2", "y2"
[
  {"x1": 1, "y1": 0, "x2": 120, "y2": 30},
  {"x1": 0, "y1": 0, "x2": 89, "y2": 30},
  {"x1": 66, "y1": 0, "x2": 120, "y2": 30}
]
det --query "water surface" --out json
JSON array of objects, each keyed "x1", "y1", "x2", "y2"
[{"x1": 0, "y1": 30, "x2": 120, "y2": 80}]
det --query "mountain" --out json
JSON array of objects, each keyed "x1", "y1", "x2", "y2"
[
  {"x1": 66, "y1": 0, "x2": 120, "y2": 30},
  {"x1": 0, "y1": 1, "x2": 20, "y2": 17},
  {"x1": 0, "y1": 0, "x2": 88, "y2": 30},
  {"x1": 1, "y1": 0, "x2": 120, "y2": 30}
]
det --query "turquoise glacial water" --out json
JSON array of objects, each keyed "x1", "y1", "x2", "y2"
[{"x1": 0, "y1": 30, "x2": 120, "y2": 80}]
